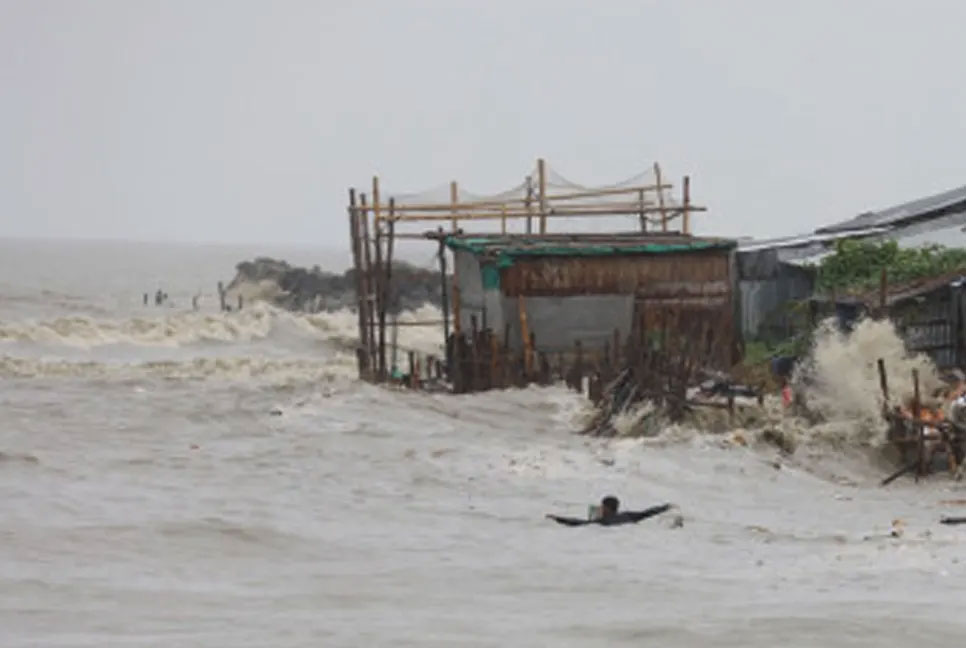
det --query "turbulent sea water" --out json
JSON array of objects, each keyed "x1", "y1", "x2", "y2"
[{"x1": 3, "y1": 238, "x2": 966, "y2": 647}]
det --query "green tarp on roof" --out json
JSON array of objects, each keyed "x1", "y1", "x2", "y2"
[{"x1": 446, "y1": 236, "x2": 734, "y2": 269}]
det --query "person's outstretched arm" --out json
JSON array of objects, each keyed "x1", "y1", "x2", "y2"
[
  {"x1": 624, "y1": 504, "x2": 673, "y2": 523},
  {"x1": 545, "y1": 514, "x2": 590, "y2": 527}
]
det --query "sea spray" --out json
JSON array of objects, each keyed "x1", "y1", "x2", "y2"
[
  {"x1": 591, "y1": 317, "x2": 943, "y2": 457},
  {"x1": 793, "y1": 318, "x2": 940, "y2": 423}
]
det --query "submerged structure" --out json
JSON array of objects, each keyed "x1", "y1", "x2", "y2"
[{"x1": 345, "y1": 158, "x2": 739, "y2": 398}]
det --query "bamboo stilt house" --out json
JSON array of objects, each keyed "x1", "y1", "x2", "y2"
[{"x1": 346, "y1": 158, "x2": 738, "y2": 391}]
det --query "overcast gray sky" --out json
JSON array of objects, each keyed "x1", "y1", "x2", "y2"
[{"x1": 2, "y1": 0, "x2": 966, "y2": 246}]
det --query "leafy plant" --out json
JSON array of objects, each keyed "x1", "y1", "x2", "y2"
[{"x1": 815, "y1": 239, "x2": 966, "y2": 293}]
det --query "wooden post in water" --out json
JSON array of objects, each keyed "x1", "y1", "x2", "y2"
[
  {"x1": 347, "y1": 189, "x2": 369, "y2": 379},
  {"x1": 436, "y1": 228, "x2": 450, "y2": 351},
  {"x1": 377, "y1": 198, "x2": 396, "y2": 382},
  {"x1": 373, "y1": 197, "x2": 385, "y2": 381},
  {"x1": 359, "y1": 193, "x2": 377, "y2": 377},
  {"x1": 877, "y1": 358, "x2": 889, "y2": 413}
]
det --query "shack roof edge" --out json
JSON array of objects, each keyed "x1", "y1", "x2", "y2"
[{"x1": 440, "y1": 232, "x2": 736, "y2": 259}]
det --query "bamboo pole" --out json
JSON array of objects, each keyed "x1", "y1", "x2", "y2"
[
  {"x1": 682, "y1": 175, "x2": 691, "y2": 234},
  {"x1": 377, "y1": 198, "x2": 396, "y2": 381},
  {"x1": 638, "y1": 188, "x2": 647, "y2": 232},
  {"x1": 437, "y1": 232, "x2": 450, "y2": 343},
  {"x1": 654, "y1": 162, "x2": 668, "y2": 232},
  {"x1": 450, "y1": 181, "x2": 461, "y2": 334},
  {"x1": 537, "y1": 158, "x2": 547, "y2": 234},
  {"x1": 347, "y1": 188, "x2": 369, "y2": 379},
  {"x1": 373, "y1": 199, "x2": 385, "y2": 380},
  {"x1": 877, "y1": 358, "x2": 889, "y2": 408},
  {"x1": 359, "y1": 193, "x2": 377, "y2": 375},
  {"x1": 372, "y1": 175, "x2": 381, "y2": 223},
  {"x1": 525, "y1": 175, "x2": 534, "y2": 235}
]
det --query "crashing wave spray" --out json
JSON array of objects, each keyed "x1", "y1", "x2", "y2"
[{"x1": 793, "y1": 318, "x2": 940, "y2": 425}]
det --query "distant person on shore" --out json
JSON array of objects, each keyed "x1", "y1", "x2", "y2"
[
  {"x1": 143, "y1": 293, "x2": 148, "y2": 306},
  {"x1": 154, "y1": 289, "x2": 163, "y2": 306},
  {"x1": 546, "y1": 496, "x2": 672, "y2": 527},
  {"x1": 192, "y1": 294, "x2": 200, "y2": 311}
]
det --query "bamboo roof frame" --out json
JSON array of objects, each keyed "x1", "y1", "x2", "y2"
[{"x1": 352, "y1": 158, "x2": 704, "y2": 235}]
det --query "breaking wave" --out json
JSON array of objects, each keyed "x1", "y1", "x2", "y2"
[
  {"x1": 0, "y1": 303, "x2": 310, "y2": 348},
  {"x1": 0, "y1": 354, "x2": 359, "y2": 383},
  {"x1": 0, "y1": 302, "x2": 445, "y2": 353},
  {"x1": 605, "y1": 317, "x2": 942, "y2": 475}
]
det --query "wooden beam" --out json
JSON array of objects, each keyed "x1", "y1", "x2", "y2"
[{"x1": 372, "y1": 204, "x2": 707, "y2": 222}]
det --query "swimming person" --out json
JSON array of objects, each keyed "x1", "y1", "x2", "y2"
[{"x1": 546, "y1": 496, "x2": 672, "y2": 527}]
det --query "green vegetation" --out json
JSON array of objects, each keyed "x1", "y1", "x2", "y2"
[{"x1": 816, "y1": 239, "x2": 966, "y2": 293}]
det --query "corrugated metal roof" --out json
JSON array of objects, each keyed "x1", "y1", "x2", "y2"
[
  {"x1": 816, "y1": 184, "x2": 966, "y2": 234},
  {"x1": 737, "y1": 228, "x2": 886, "y2": 253},
  {"x1": 784, "y1": 221, "x2": 966, "y2": 267}
]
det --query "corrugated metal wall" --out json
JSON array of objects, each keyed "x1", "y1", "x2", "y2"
[
  {"x1": 739, "y1": 269, "x2": 813, "y2": 341},
  {"x1": 894, "y1": 287, "x2": 964, "y2": 368}
]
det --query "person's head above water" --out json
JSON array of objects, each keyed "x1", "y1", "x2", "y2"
[{"x1": 600, "y1": 496, "x2": 620, "y2": 518}]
